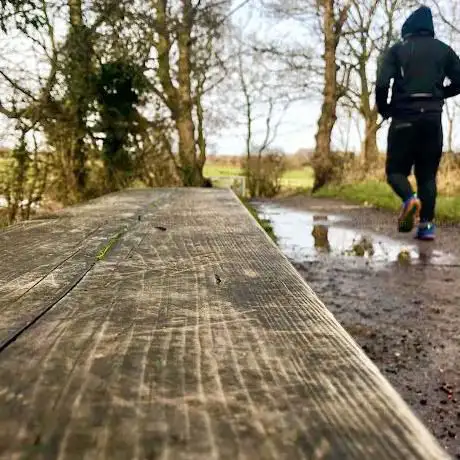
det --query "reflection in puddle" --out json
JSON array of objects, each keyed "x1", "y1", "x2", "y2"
[
  {"x1": 254, "y1": 202, "x2": 456, "y2": 267},
  {"x1": 312, "y1": 225, "x2": 330, "y2": 252}
]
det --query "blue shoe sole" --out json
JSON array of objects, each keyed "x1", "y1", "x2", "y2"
[{"x1": 415, "y1": 234, "x2": 435, "y2": 241}]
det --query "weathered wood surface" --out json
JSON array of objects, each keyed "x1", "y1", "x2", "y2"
[{"x1": 0, "y1": 189, "x2": 450, "y2": 459}]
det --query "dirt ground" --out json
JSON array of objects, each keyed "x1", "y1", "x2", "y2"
[{"x1": 254, "y1": 195, "x2": 460, "y2": 458}]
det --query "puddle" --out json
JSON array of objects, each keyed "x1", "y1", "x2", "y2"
[{"x1": 253, "y1": 202, "x2": 457, "y2": 267}]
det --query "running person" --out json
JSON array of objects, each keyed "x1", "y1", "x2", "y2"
[{"x1": 376, "y1": 6, "x2": 460, "y2": 240}]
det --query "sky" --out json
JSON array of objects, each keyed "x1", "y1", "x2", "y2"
[
  {"x1": 209, "y1": 99, "x2": 324, "y2": 155},
  {"x1": 208, "y1": 2, "x2": 330, "y2": 155}
]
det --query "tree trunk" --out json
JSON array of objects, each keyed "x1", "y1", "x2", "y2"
[
  {"x1": 67, "y1": 0, "x2": 88, "y2": 200},
  {"x1": 176, "y1": 115, "x2": 202, "y2": 185},
  {"x1": 238, "y1": 49, "x2": 254, "y2": 196},
  {"x1": 446, "y1": 102, "x2": 455, "y2": 154},
  {"x1": 68, "y1": 0, "x2": 82, "y2": 27},
  {"x1": 155, "y1": 0, "x2": 203, "y2": 186},
  {"x1": 176, "y1": 1, "x2": 202, "y2": 186},
  {"x1": 448, "y1": 119, "x2": 454, "y2": 154},
  {"x1": 196, "y1": 91, "x2": 206, "y2": 170},
  {"x1": 312, "y1": 0, "x2": 337, "y2": 192},
  {"x1": 363, "y1": 109, "x2": 379, "y2": 168},
  {"x1": 357, "y1": 43, "x2": 379, "y2": 170}
]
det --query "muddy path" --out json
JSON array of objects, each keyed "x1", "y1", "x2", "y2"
[{"x1": 253, "y1": 196, "x2": 460, "y2": 458}]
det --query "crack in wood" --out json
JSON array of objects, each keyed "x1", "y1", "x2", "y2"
[{"x1": 0, "y1": 263, "x2": 94, "y2": 354}]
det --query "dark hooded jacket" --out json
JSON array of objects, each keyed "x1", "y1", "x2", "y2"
[{"x1": 376, "y1": 6, "x2": 460, "y2": 119}]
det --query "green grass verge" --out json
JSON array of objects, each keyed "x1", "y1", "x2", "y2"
[
  {"x1": 314, "y1": 180, "x2": 460, "y2": 223},
  {"x1": 240, "y1": 198, "x2": 277, "y2": 243}
]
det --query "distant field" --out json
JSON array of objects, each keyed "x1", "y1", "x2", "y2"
[
  {"x1": 281, "y1": 168, "x2": 314, "y2": 189},
  {"x1": 204, "y1": 163, "x2": 314, "y2": 191},
  {"x1": 203, "y1": 164, "x2": 242, "y2": 177}
]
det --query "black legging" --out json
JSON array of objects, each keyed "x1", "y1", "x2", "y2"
[{"x1": 386, "y1": 115, "x2": 443, "y2": 222}]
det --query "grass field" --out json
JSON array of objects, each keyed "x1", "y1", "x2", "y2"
[
  {"x1": 203, "y1": 164, "x2": 242, "y2": 177},
  {"x1": 203, "y1": 164, "x2": 314, "y2": 191},
  {"x1": 315, "y1": 181, "x2": 460, "y2": 224}
]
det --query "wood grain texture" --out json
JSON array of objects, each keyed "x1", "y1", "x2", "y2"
[
  {"x1": 0, "y1": 190, "x2": 168, "y2": 346},
  {"x1": 0, "y1": 188, "x2": 451, "y2": 459}
]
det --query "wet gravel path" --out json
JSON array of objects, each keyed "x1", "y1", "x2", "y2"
[{"x1": 254, "y1": 196, "x2": 460, "y2": 458}]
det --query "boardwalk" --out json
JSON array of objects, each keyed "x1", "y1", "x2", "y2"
[{"x1": 0, "y1": 189, "x2": 450, "y2": 459}]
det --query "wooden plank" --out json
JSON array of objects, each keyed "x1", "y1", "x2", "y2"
[
  {"x1": 0, "y1": 190, "x2": 170, "y2": 346},
  {"x1": 0, "y1": 188, "x2": 450, "y2": 459}
]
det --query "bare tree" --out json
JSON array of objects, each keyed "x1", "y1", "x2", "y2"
[
  {"x1": 136, "y1": 0, "x2": 234, "y2": 186},
  {"x1": 191, "y1": 8, "x2": 230, "y2": 176},
  {"x1": 437, "y1": 0, "x2": 460, "y2": 153},
  {"x1": 231, "y1": 23, "x2": 291, "y2": 197},
  {"x1": 310, "y1": 0, "x2": 353, "y2": 191}
]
